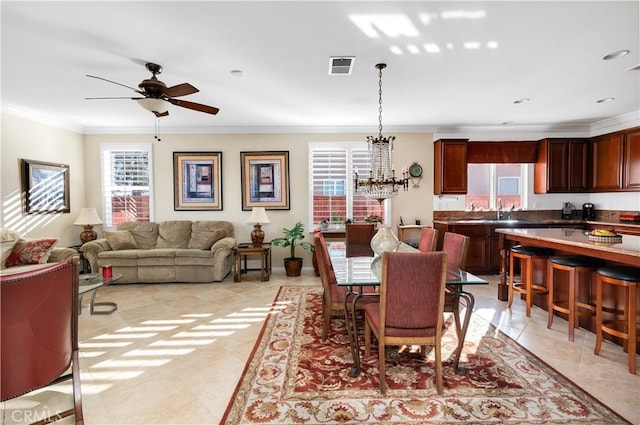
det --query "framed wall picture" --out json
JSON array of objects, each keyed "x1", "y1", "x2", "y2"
[
  {"x1": 240, "y1": 151, "x2": 290, "y2": 210},
  {"x1": 22, "y1": 159, "x2": 70, "y2": 214},
  {"x1": 173, "y1": 152, "x2": 223, "y2": 211}
]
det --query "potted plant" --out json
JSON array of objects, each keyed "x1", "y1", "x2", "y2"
[
  {"x1": 271, "y1": 221, "x2": 314, "y2": 277},
  {"x1": 319, "y1": 218, "x2": 330, "y2": 231}
]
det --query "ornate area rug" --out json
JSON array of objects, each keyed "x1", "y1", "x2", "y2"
[{"x1": 221, "y1": 286, "x2": 629, "y2": 424}]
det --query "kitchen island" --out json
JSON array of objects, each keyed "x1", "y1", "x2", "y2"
[
  {"x1": 496, "y1": 227, "x2": 640, "y2": 300},
  {"x1": 496, "y1": 227, "x2": 640, "y2": 353}
]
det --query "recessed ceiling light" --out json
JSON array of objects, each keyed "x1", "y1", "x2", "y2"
[
  {"x1": 603, "y1": 49, "x2": 630, "y2": 60},
  {"x1": 596, "y1": 97, "x2": 615, "y2": 103},
  {"x1": 626, "y1": 64, "x2": 640, "y2": 71},
  {"x1": 513, "y1": 98, "x2": 530, "y2": 104},
  {"x1": 230, "y1": 70, "x2": 243, "y2": 77}
]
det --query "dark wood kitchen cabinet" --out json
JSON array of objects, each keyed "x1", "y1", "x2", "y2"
[
  {"x1": 434, "y1": 139, "x2": 468, "y2": 194},
  {"x1": 591, "y1": 132, "x2": 624, "y2": 191},
  {"x1": 534, "y1": 138, "x2": 588, "y2": 193},
  {"x1": 623, "y1": 128, "x2": 640, "y2": 190}
]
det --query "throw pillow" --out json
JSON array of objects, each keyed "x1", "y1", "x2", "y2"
[
  {"x1": 1, "y1": 229, "x2": 21, "y2": 269},
  {"x1": 188, "y1": 229, "x2": 227, "y2": 250},
  {"x1": 105, "y1": 230, "x2": 138, "y2": 250},
  {"x1": 5, "y1": 238, "x2": 58, "y2": 267}
]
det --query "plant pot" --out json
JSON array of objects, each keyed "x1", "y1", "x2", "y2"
[{"x1": 284, "y1": 257, "x2": 303, "y2": 277}]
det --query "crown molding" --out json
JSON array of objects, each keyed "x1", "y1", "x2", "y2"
[
  {"x1": 589, "y1": 110, "x2": 640, "y2": 136},
  {"x1": 4, "y1": 105, "x2": 638, "y2": 138}
]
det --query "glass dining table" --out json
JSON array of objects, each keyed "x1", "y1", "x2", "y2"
[{"x1": 328, "y1": 245, "x2": 488, "y2": 377}]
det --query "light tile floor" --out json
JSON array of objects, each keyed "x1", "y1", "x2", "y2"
[{"x1": 2, "y1": 270, "x2": 639, "y2": 424}]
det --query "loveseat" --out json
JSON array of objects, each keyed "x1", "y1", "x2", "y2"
[
  {"x1": 1, "y1": 228, "x2": 77, "y2": 276},
  {"x1": 79, "y1": 220, "x2": 237, "y2": 283}
]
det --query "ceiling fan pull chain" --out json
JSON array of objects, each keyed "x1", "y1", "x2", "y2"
[{"x1": 154, "y1": 117, "x2": 161, "y2": 142}]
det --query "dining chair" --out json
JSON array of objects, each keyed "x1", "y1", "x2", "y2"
[
  {"x1": 314, "y1": 232, "x2": 379, "y2": 342},
  {"x1": 417, "y1": 227, "x2": 439, "y2": 252},
  {"x1": 1, "y1": 256, "x2": 84, "y2": 424},
  {"x1": 345, "y1": 223, "x2": 376, "y2": 257},
  {"x1": 363, "y1": 251, "x2": 448, "y2": 394},
  {"x1": 441, "y1": 231, "x2": 470, "y2": 342}
]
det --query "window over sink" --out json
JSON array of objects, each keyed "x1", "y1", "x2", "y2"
[{"x1": 467, "y1": 163, "x2": 526, "y2": 211}]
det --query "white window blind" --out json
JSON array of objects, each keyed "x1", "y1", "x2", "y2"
[
  {"x1": 309, "y1": 142, "x2": 386, "y2": 226},
  {"x1": 100, "y1": 144, "x2": 154, "y2": 227}
]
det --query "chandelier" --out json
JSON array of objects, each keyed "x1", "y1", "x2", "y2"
[{"x1": 354, "y1": 63, "x2": 408, "y2": 204}]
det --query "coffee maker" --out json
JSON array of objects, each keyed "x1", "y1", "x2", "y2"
[{"x1": 582, "y1": 203, "x2": 596, "y2": 220}]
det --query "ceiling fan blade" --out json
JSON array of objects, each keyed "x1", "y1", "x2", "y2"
[
  {"x1": 154, "y1": 111, "x2": 169, "y2": 117},
  {"x1": 163, "y1": 83, "x2": 199, "y2": 98},
  {"x1": 85, "y1": 96, "x2": 144, "y2": 100},
  {"x1": 167, "y1": 98, "x2": 219, "y2": 115},
  {"x1": 87, "y1": 75, "x2": 144, "y2": 95}
]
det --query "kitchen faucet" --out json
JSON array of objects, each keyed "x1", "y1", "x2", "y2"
[{"x1": 497, "y1": 199, "x2": 503, "y2": 220}]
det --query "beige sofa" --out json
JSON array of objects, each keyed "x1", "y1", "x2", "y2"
[
  {"x1": 80, "y1": 221, "x2": 236, "y2": 283},
  {"x1": 0, "y1": 229, "x2": 77, "y2": 276}
]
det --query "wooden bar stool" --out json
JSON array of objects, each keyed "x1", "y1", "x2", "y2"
[
  {"x1": 508, "y1": 245, "x2": 553, "y2": 317},
  {"x1": 547, "y1": 255, "x2": 604, "y2": 341},
  {"x1": 594, "y1": 266, "x2": 640, "y2": 374}
]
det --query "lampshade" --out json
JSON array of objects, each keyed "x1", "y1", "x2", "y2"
[
  {"x1": 248, "y1": 207, "x2": 270, "y2": 224},
  {"x1": 74, "y1": 208, "x2": 102, "y2": 244},
  {"x1": 73, "y1": 208, "x2": 103, "y2": 225},
  {"x1": 137, "y1": 98, "x2": 168, "y2": 114}
]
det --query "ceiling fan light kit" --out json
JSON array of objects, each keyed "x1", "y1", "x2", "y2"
[{"x1": 137, "y1": 98, "x2": 168, "y2": 115}]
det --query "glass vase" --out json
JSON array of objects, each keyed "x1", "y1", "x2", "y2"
[{"x1": 370, "y1": 226, "x2": 400, "y2": 257}]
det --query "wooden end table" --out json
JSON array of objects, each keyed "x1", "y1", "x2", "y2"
[{"x1": 234, "y1": 243, "x2": 271, "y2": 282}]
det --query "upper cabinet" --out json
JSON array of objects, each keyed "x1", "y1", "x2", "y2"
[
  {"x1": 623, "y1": 128, "x2": 640, "y2": 190},
  {"x1": 534, "y1": 138, "x2": 588, "y2": 193},
  {"x1": 434, "y1": 139, "x2": 468, "y2": 194},
  {"x1": 592, "y1": 132, "x2": 624, "y2": 191}
]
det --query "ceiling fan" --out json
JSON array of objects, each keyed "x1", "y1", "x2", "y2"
[{"x1": 86, "y1": 62, "x2": 219, "y2": 117}]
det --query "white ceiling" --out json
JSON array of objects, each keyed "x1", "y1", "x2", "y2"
[{"x1": 2, "y1": 1, "x2": 639, "y2": 135}]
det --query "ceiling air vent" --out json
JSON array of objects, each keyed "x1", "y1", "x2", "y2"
[{"x1": 329, "y1": 57, "x2": 355, "y2": 75}]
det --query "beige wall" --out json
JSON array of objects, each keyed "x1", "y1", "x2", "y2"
[
  {"x1": 82, "y1": 132, "x2": 434, "y2": 266},
  {"x1": 1, "y1": 113, "x2": 86, "y2": 246}
]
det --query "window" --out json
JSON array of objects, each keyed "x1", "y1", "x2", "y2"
[
  {"x1": 467, "y1": 164, "x2": 525, "y2": 210},
  {"x1": 100, "y1": 144, "x2": 154, "y2": 227},
  {"x1": 309, "y1": 142, "x2": 386, "y2": 226}
]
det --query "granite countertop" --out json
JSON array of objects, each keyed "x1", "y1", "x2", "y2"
[
  {"x1": 495, "y1": 227, "x2": 640, "y2": 257},
  {"x1": 433, "y1": 218, "x2": 640, "y2": 228},
  {"x1": 433, "y1": 218, "x2": 585, "y2": 225}
]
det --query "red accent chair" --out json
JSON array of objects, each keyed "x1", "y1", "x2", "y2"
[
  {"x1": 363, "y1": 251, "x2": 448, "y2": 395},
  {"x1": 1, "y1": 257, "x2": 84, "y2": 424}
]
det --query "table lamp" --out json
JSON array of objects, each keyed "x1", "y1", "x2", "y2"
[
  {"x1": 248, "y1": 207, "x2": 270, "y2": 247},
  {"x1": 74, "y1": 208, "x2": 103, "y2": 244}
]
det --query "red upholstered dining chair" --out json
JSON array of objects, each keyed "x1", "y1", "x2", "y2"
[
  {"x1": 345, "y1": 223, "x2": 376, "y2": 257},
  {"x1": 314, "y1": 232, "x2": 348, "y2": 341},
  {"x1": 363, "y1": 251, "x2": 448, "y2": 395},
  {"x1": 418, "y1": 227, "x2": 439, "y2": 252},
  {"x1": 441, "y1": 232, "x2": 470, "y2": 341},
  {"x1": 314, "y1": 232, "x2": 378, "y2": 342},
  {"x1": 1, "y1": 256, "x2": 84, "y2": 424}
]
